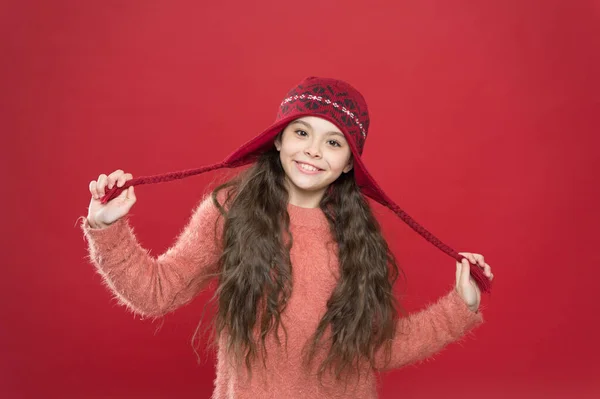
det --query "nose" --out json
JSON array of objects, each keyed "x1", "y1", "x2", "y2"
[{"x1": 304, "y1": 141, "x2": 322, "y2": 158}]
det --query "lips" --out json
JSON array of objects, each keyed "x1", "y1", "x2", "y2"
[
  {"x1": 295, "y1": 161, "x2": 323, "y2": 170},
  {"x1": 294, "y1": 161, "x2": 324, "y2": 173}
]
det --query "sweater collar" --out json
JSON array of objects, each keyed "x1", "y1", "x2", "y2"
[{"x1": 287, "y1": 202, "x2": 329, "y2": 229}]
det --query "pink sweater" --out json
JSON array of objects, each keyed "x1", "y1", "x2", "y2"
[{"x1": 81, "y1": 192, "x2": 484, "y2": 398}]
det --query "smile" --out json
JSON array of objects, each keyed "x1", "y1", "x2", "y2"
[{"x1": 294, "y1": 161, "x2": 323, "y2": 174}]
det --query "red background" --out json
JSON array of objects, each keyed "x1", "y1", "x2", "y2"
[{"x1": 2, "y1": 1, "x2": 599, "y2": 398}]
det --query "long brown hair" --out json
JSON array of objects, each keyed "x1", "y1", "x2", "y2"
[{"x1": 193, "y1": 137, "x2": 407, "y2": 384}]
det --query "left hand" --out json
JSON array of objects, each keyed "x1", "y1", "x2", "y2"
[{"x1": 455, "y1": 252, "x2": 494, "y2": 312}]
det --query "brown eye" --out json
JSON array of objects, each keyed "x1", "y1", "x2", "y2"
[
  {"x1": 295, "y1": 130, "x2": 308, "y2": 136},
  {"x1": 328, "y1": 140, "x2": 341, "y2": 147}
]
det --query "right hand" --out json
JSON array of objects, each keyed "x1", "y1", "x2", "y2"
[{"x1": 87, "y1": 169, "x2": 136, "y2": 229}]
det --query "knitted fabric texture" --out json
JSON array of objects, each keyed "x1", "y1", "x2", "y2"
[{"x1": 81, "y1": 191, "x2": 484, "y2": 398}]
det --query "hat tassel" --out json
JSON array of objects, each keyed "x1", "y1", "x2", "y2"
[
  {"x1": 386, "y1": 202, "x2": 492, "y2": 293},
  {"x1": 99, "y1": 162, "x2": 228, "y2": 205}
]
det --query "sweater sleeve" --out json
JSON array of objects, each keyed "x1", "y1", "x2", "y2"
[
  {"x1": 374, "y1": 288, "x2": 485, "y2": 372},
  {"x1": 80, "y1": 193, "x2": 225, "y2": 318}
]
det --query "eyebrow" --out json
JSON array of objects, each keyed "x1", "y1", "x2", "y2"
[{"x1": 291, "y1": 119, "x2": 346, "y2": 138}]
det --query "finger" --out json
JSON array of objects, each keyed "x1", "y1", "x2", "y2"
[
  {"x1": 460, "y1": 258, "x2": 471, "y2": 287},
  {"x1": 473, "y1": 254, "x2": 485, "y2": 267},
  {"x1": 89, "y1": 180, "x2": 99, "y2": 200},
  {"x1": 117, "y1": 173, "x2": 133, "y2": 188},
  {"x1": 456, "y1": 261, "x2": 461, "y2": 289},
  {"x1": 487, "y1": 262, "x2": 493, "y2": 277},
  {"x1": 484, "y1": 263, "x2": 491, "y2": 277},
  {"x1": 126, "y1": 186, "x2": 136, "y2": 202},
  {"x1": 459, "y1": 252, "x2": 476, "y2": 265},
  {"x1": 469, "y1": 276, "x2": 481, "y2": 296},
  {"x1": 467, "y1": 254, "x2": 476, "y2": 266},
  {"x1": 107, "y1": 169, "x2": 124, "y2": 190},
  {"x1": 97, "y1": 174, "x2": 108, "y2": 197}
]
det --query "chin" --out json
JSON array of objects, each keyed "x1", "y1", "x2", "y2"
[
  {"x1": 290, "y1": 181, "x2": 322, "y2": 192},
  {"x1": 285, "y1": 175, "x2": 323, "y2": 192}
]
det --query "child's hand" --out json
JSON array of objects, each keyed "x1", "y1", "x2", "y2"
[
  {"x1": 87, "y1": 170, "x2": 136, "y2": 229},
  {"x1": 455, "y1": 252, "x2": 494, "y2": 312}
]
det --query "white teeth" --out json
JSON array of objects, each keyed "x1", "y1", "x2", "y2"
[{"x1": 298, "y1": 162, "x2": 319, "y2": 172}]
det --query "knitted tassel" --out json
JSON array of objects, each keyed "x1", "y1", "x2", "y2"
[
  {"x1": 386, "y1": 202, "x2": 492, "y2": 293},
  {"x1": 99, "y1": 162, "x2": 227, "y2": 204}
]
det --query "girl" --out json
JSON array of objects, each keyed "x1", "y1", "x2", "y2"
[{"x1": 82, "y1": 77, "x2": 494, "y2": 398}]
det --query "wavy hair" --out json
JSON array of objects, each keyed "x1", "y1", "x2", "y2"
[{"x1": 193, "y1": 135, "x2": 407, "y2": 385}]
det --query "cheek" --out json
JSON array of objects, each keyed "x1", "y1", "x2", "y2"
[
  {"x1": 280, "y1": 140, "x2": 302, "y2": 156},
  {"x1": 329, "y1": 152, "x2": 351, "y2": 172}
]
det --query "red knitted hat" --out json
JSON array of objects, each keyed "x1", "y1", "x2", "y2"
[{"x1": 101, "y1": 76, "x2": 491, "y2": 293}]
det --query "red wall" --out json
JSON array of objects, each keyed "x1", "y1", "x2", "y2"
[{"x1": 2, "y1": 1, "x2": 599, "y2": 398}]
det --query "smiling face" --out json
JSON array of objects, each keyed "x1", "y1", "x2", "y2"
[{"x1": 274, "y1": 116, "x2": 354, "y2": 208}]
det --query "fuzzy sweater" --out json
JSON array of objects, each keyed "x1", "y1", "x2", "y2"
[{"x1": 80, "y1": 192, "x2": 484, "y2": 398}]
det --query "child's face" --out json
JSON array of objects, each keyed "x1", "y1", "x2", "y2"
[{"x1": 275, "y1": 116, "x2": 353, "y2": 207}]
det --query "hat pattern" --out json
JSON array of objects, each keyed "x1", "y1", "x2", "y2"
[{"x1": 276, "y1": 77, "x2": 370, "y2": 155}]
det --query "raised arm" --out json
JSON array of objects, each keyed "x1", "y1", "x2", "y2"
[
  {"x1": 374, "y1": 288, "x2": 484, "y2": 372},
  {"x1": 80, "y1": 192, "x2": 225, "y2": 318}
]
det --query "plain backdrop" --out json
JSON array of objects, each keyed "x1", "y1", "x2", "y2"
[{"x1": 2, "y1": 0, "x2": 599, "y2": 398}]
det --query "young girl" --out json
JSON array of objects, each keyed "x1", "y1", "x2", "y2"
[{"x1": 81, "y1": 77, "x2": 494, "y2": 398}]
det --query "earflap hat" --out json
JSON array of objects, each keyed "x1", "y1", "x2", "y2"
[{"x1": 101, "y1": 76, "x2": 491, "y2": 292}]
